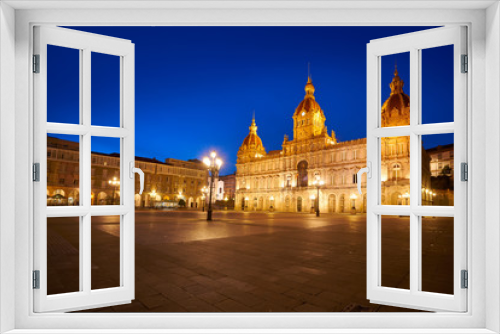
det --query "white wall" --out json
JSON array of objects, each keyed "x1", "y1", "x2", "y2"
[
  {"x1": 7, "y1": 4, "x2": 494, "y2": 331},
  {"x1": 486, "y1": 2, "x2": 500, "y2": 332},
  {"x1": 0, "y1": 2, "x2": 16, "y2": 333},
  {"x1": 215, "y1": 180, "x2": 224, "y2": 201}
]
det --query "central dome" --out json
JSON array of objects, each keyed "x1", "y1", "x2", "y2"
[{"x1": 294, "y1": 77, "x2": 322, "y2": 116}]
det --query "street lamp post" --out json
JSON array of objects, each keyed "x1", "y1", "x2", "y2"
[
  {"x1": 150, "y1": 190, "x2": 156, "y2": 208},
  {"x1": 312, "y1": 177, "x2": 324, "y2": 217},
  {"x1": 203, "y1": 151, "x2": 223, "y2": 221},
  {"x1": 108, "y1": 177, "x2": 120, "y2": 205},
  {"x1": 350, "y1": 193, "x2": 357, "y2": 214},
  {"x1": 201, "y1": 186, "x2": 208, "y2": 212}
]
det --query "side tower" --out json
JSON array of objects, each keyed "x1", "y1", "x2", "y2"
[{"x1": 236, "y1": 116, "x2": 267, "y2": 163}]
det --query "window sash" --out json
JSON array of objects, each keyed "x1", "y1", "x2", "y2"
[
  {"x1": 33, "y1": 26, "x2": 136, "y2": 313},
  {"x1": 366, "y1": 26, "x2": 467, "y2": 312}
]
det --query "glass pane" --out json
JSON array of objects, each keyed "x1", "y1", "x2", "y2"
[
  {"x1": 381, "y1": 215, "x2": 410, "y2": 290},
  {"x1": 47, "y1": 45, "x2": 80, "y2": 124},
  {"x1": 47, "y1": 217, "x2": 80, "y2": 295},
  {"x1": 91, "y1": 136, "x2": 121, "y2": 205},
  {"x1": 381, "y1": 52, "x2": 410, "y2": 128},
  {"x1": 47, "y1": 134, "x2": 80, "y2": 206},
  {"x1": 381, "y1": 136, "x2": 410, "y2": 205},
  {"x1": 421, "y1": 45, "x2": 454, "y2": 124},
  {"x1": 421, "y1": 216, "x2": 454, "y2": 294},
  {"x1": 421, "y1": 133, "x2": 454, "y2": 206},
  {"x1": 91, "y1": 215, "x2": 121, "y2": 290},
  {"x1": 91, "y1": 52, "x2": 120, "y2": 127}
]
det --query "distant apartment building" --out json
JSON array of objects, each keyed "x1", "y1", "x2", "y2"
[
  {"x1": 426, "y1": 144, "x2": 454, "y2": 177},
  {"x1": 220, "y1": 173, "x2": 236, "y2": 200},
  {"x1": 47, "y1": 136, "x2": 209, "y2": 208}
]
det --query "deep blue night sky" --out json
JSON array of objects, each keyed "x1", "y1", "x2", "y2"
[{"x1": 48, "y1": 26, "x2": 454, "y2": 174}]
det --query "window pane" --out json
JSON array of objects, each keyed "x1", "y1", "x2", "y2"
[
  {"x1": 47, "y1": 134, "x2": 80, "y2": 206},
  {"x1": 421, "y1": 216, "x2": 454, "y2": 294},
  {"x1": 91, "y1": 136, "x2": 121, "y2": 205},
  {"x1": 381, "y1": 136, "x2": 410, "y2": 205},
  {"x1": 381, "y1": 215, "x2": 410, "y2": 290},
  {"x1": 421, "y1": 45, "x2": 454, "y2": 124},
  {"x1": 381, "y1": 52, "x2": 410, "y2": 128},
  {"x1": 47, "y1": 45, "x2": 80, "y2": 124},
  {"x1": 421, "y1": 133, "x2": 454, "y2": 206},
  {"x1": 91, "y1": 52, "x2": 120, "y2": 127},
  {"x1": 91, "y1": 215, "x2": 121, "y2": 290},
  {"x1": 47, "y1": 217, "x2": 80, "y2": 295}
]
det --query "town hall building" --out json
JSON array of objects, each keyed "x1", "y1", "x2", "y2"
[{"x1": 235, "y1": 67, "x2": 435, "y2": 213}]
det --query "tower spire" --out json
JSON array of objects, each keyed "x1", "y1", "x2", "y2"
[
  {"x1": 249, "y1": 111, "x2": 257, "y2": 134},
  {"x1": 390, "y1": 63, "x2": 404, "y2": 95}
]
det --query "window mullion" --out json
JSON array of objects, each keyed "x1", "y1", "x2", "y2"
[
  {"x1": 409, "y1": 48, "x2": 420, "y2": 295},
  {"x1": 82, "y1": 47, "x2": 92, "y2": 294}
]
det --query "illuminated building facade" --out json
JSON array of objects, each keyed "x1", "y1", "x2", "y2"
[
  {"x1": 235, "y1": 68, "x2": 436, "y2": 212},
  {"x1": 47, "y1": 136, "x2": 208, "y2": 207}
]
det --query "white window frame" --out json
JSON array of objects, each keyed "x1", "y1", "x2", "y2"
[
  {"x1": 366, "y1": 26, "x2": 467, "y2": 312},
  {"x1": 33, "y1": 25, "x2": 136, "y2": 313},
  {"x1": 1, "y1": 2, "x2": 498, "y2": 333}
]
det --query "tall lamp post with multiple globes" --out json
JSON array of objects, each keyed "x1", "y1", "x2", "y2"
[
  {"x1": 108, "y1": 177, "x2": 120, "y2": 205},
  {"x1": 312, "y1": 177, "x2": 324, "y2": 217},
  {"x1": 203, "y1": 151, "x2": 223, "y2": 221}
]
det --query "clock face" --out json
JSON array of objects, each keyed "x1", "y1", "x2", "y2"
[{"x1": 301, "y1": 111, "x2": 305, "y2": 116}]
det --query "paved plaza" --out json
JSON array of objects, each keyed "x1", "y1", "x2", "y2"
[{"x1": 46, "y1": 210, "x2": 454, "y2": 313}]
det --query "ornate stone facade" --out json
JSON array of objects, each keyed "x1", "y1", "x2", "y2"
[
  {"x1": 47, "y1": 136, "x2": 208, "y2": 207},
  {"x1": 235, "y1": 68, "x2": 431, "y2": 213}
]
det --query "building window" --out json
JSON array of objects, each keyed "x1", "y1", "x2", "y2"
[
  {"x1": 392, "y1": 163, "x2": 402, "y2": 180},
  {"x1": 297, "y1": 160, "x2": 308, "y2": 187}
]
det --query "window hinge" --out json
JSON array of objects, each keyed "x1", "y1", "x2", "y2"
[
  {"x1": 33, "y1": 163, "x2": 40, "y2": 182},
  {"x1": 461, "y1": 270, "x2": 468, "y2": 289},
  {"x1": 461, "y1": 54, "x2": 468, "y2": 73},
  {"x1": 33, "y1": 54, "x2": 40, "y2": 73},
  {"x1": 33, "y1": 270, "x2": 40, "y2": 289},
  {"x1": 461, "y1": 162, "x2": 468, "y2": 182}
]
